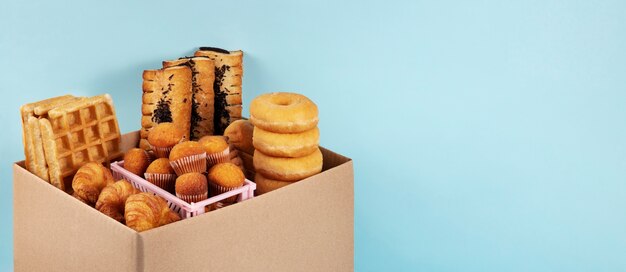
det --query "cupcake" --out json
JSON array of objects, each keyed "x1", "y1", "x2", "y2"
[
  {"x1": 148, "y1": 122, "x2": 186, "y2": 158},
  {"x1": 169, "y1": 141, "x2": 207, "y2": 175},
  {"x1": 123, "y1": 148, "x2": 151, "y2": 176},
  {"x1": 207, "y1": 162, "x2": 245, "y2": 204},
  {"x1": 198, "y1": 136, "x2": 230, "y2": 167},
  {"x1": 175, "y1": 173, "x2": 208, "y2": 203},
  {"x1": 144, "y1": 158, "x2": 177, "y2": 193}
]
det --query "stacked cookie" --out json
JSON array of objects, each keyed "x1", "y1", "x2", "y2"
[{"x1": 250, "y1": 92, "x2": 323, "y2": 195}]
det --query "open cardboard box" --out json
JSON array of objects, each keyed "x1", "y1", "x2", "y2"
[{"x1": 13, "y1": 131, "x2": 354, "y2": 271}]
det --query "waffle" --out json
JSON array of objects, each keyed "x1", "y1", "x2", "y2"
[
  {"x1": 20, "y1": 95, "x2": 81, "y2": 181},
  {"x1": 39, "y1": 94, "x2": 123, "y2": 191}
]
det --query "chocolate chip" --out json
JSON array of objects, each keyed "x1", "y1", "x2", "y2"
[{"x1": 199, "y1": 47, "x2": 230, "y2": 54}]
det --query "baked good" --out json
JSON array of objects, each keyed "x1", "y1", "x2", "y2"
[
  {"x1": 169, "y1": 141, "x2": 207, "y2": 175},
  {"x1": 144, "y1": 158, "x2": 177, "y2": 192},
  {"x1": 175, "y1": 173, "x2": 208, "y2": 203},
  {"x1": 39, "y1": 94, "x2": 122, "y2": 191},
  {"x1": 141, "y1": 65, "x2": 193, "y2": 150},
  {"x1": 125, "y1": 192, "x2": 181, "y2": 232},
  {"x1": 250, "y1": 92, "x2": 318, "y2": 133},
  {"x1": 163, "y1": 57, "x2": 216, "y2": 139},
  {"x1": 20, "y1": 95, "x2": 81, "y2": 181},
  {"x1": 147, "y1": 122, "x2": 186, "y2": 158},
  {"x1": 95, "y1": 180, "x2": 140, "y2": 223},
  {"x1": 198, "y1": 135, "x2": 230, "y2": 166},
  {"x1": 194, "y1": 47, "x2": 243, "y2": 134},
  {"x1": 207, "y1": 162, "x2": 245, "y2": 204},
  {"x1": 123, "y1": 148, "x2": 151, "y2": 176},
  {"x1": 223, "y1": 119, "x2": 254, "y2": 155},
  {"x1": 253, "y1": 126, "x2": 319, "y2": 158},
  {"x1": 253, "y1": 148, "x2": 323, "y2": 181},
  {"x1": 229, "y1": 145, "x2": 245, "y2": 171},
  {"x1": 71, "y1": 162, "x2": 115, "y2": 205},
  {"x1": 254, "y1": 173, "x2": 293, "y2": 195},
  {"x1": 239, "y1": 150, "x2": 255, "y2": 181}
]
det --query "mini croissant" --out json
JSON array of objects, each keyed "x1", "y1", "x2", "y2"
[
  {"x1": 125, "y1": 192, "x2": 180, "y2": 232},
  {"x1": 96, "y1": 180, "x2": 140, "y2": 223},
  {"x1": 72, "y1": 162, "x2": 115, "y2": 206}
]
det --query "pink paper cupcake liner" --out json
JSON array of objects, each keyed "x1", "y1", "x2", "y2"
[{"x1": 150, "y1": 145, "x2": 173, "y2": 159}]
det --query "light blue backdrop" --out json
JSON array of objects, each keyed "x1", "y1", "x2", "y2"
[{"x1": 2, "y1": 0, "x2": 626, "y2": 271}]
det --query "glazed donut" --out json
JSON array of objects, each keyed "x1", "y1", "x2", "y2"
[
  {"x1": 253, "y1": 126, "x2": 319, "y2": 158},
  {"x1": 254, "y1": 173, "x2": 294, "y2": 195},
  {"x1": 250, "y1": 92, "x2": 318, "y2": 133},
  {"x1": 253, "y1": 148, "x2": 322, "y2": 181}
]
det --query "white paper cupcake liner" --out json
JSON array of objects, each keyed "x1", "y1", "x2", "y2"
[
  {"x1": 207, "y1": 148, "x2": 230, "y2": 169},
  {"x1": 176, "y1": 191, "x2": 208, "y2": 204},
  {"x1": 144, "y1": 173, "x2": 177, "y2": 192},
  {"x1": 208, "y1": 181, "x2": 243, "y2": 204},
  {"x1": 150, "y1": 145, "x2": 173, "y2": 159},
  {"x1": 169, "y1": 153, "x2": 207, "y2": 175}
]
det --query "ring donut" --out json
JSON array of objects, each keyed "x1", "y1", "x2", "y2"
[
  {"x1": 253, "y1": 148, "x2": 322, "y2": 181},
  {"x1": 253, "y1": 126, "x2": 319, "y2": 158},
  {"x1": 254, "y1": 173, "x2": 294, "y2": 195},
  {"x1": 250, "y1": 92, "x2": 318, "y2": 133}
]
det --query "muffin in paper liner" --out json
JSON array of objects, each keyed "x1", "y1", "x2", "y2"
[
  {"x1": 207, "y1": 148, "x2": 230, "y2": 168},
  {"x1": 150, "y1": 145, "x2": 174, "y2": 159},
  {"x1": 169, "y1": 153, "x2": 207, "y2": 175},
  {"x1": 176, "y1": 191, "x2": 208, "y2": 204},
  {"x1": 208, "y1": 180, "x2": 242, "y2": 204},
  {"x1": 144, "y1": 173, "x2": 177, "y2": 193}
]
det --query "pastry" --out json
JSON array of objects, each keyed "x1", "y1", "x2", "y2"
[
  {"x1": 223, "y1": 119, "x2": 254, "y2": 155},
  {"x1": 175, "y1": 173, "x2": 208, "y2": 203},
  {"x1": 169, "y1": 141, "x2": 207, "y2": 175},
  {"x1": 198, "y1": 135, "x2": 230, "y2": 167},
  {"x1": 39, "y1": 94, "x2": 122, "y2": 191},
  {"x1": 253, "y1": 148, "x2": 323, "y2": 182},
  {"x1": 250, "y1": 92, "x2": 318, "y2": 133},
  {"x1": 253, "y1": 126, "x2": 319, "y2": 158},
  {"x1": 141, "y1": 65, "x2": 193, "y2": 150},
  {"x1": 95, "y1": 180, "x2": 140, "y2": 223},
  {"x1": 194, "y1": 47, "x2": 243, "y2": 134},
  {"x1": 254, "y1": 173, "x2": 293, "y2": 195},
  {"x1": 163, "y1": 57, "x2": 216, "y2": 139},
  {"x1": 229, "y1": 145, "x2": 245, "y2": 172},
  {"x1": 207, "y1": 162, "x2": 245, "y2": 204},
  {"x1": 71, "y1": 162, "x2": 115, "y2": 205},
  {"x1": 20, "y1": 95, "x2": 81, "y2": 181},
  {"x1": 125, "y1": 192, "x2": 181, "y2": 232},
  {"x1": 123, "y1": 148, "x2": 151, "y2": 176},
  {"x1": 147, "y1": 122, "x2": 186, "y2": 158},
  {"x1": 144, "y1": 158, "x2": 177, "y2": 192}
]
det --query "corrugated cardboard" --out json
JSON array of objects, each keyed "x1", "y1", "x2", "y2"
[{"x1": 13, "y1": 131, "x2": 354, "y2": 271}]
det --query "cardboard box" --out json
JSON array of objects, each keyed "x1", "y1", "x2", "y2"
[{"x1": 13, "y1": 131, "x2": 353, "y2": 271}]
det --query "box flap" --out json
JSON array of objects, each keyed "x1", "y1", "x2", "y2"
[
  {"x1": 138, "y1": 159, "x2": 354, "y2": 271},
  {"x1": 13, "y1": 163, "x2": 140, "y2": 272}
]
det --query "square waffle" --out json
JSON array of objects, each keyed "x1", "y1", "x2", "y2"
[
  {"x1": 20, "y1": 95, "x2": 81, "y2": 181},
  {"x1": 39, "y1": 94, "x2": 123, "y2": 191}
]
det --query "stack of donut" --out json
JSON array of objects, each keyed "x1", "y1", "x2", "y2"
[{"x1": 250, "y1": 92, "x2": 323, "y2": 194}]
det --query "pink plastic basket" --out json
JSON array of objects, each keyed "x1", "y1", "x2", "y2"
[{"x1": 110, "y1": 161, "x2": 255, "y2": 219}]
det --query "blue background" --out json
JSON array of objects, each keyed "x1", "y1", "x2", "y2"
[{"x1": 1, "y1": 0, "x2": 626, "y2": 271}]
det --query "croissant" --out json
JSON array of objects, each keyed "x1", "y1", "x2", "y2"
[
  {"x1": 125, "y1": 192, "x2": 180, "y2": 232},
  {"x1": 95, "y1": 180, "x2": 140, "y2": 223},
  {"x1": 72, "y1": 162, "x2": 115, "y2": 205}
]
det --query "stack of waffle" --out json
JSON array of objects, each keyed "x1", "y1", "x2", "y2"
[
  {"x1": 20, "y1": 94, "x2": 123, "y2": 192},
  {"x1": 140, "y1": 47, "x2": 243, "y2": 150}
]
